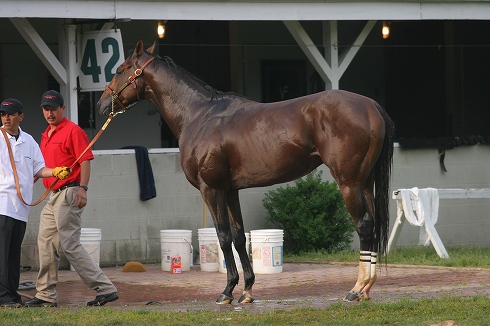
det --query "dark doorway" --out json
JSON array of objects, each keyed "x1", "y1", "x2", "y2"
[
  {"x1": 157, "y1": 21, "x2": 231, "y2": 147},
  {"x1": 261, "y1": 60, "x2": 307, "y2": 103},
  {"x1": 383, "y1": 20, "x2": 490, "y2": 139}
]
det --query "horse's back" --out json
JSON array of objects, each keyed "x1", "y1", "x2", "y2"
[{"x1": 260, "y1": 90, "x2": 385, "y2": 133}]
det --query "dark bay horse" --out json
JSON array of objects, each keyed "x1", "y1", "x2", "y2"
[{"x1": 98, "y1": 40, "x2": 395, "y2": 304}]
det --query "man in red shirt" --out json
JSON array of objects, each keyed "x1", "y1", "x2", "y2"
[{"x1": 24, "y1": 90, "x2": 118, "y2": 307}]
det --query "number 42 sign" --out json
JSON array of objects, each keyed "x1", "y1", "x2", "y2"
[{"x1": 78, "y1": 30, "x2": 125, "y2": 92}]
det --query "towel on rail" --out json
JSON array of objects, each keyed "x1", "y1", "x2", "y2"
[
  {"x1": 122, "y1": 146, "x2": 157, "y2": 201},
  {"x1": 394, "y1": 187, "x2": 439, "y2": 246}
]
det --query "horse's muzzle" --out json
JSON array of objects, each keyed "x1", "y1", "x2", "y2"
[{"x1": 96, "y1": 101, "x2": 111, "y2": 117}]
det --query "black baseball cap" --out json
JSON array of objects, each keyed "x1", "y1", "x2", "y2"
[
  {"x1": 0, "y1": 98, "x2": 24, "y2": 115},
  {"x1": 40, "y1": 90, "x2": 64, "y2": 108}
]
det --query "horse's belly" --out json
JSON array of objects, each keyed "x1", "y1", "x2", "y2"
[{"x1": 231, "y1": 154, "x2": 322, "y2": 189}]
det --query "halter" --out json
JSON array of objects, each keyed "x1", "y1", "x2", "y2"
[{"x1": 104, "y1": 56, "x2": 155, "y2": 116}]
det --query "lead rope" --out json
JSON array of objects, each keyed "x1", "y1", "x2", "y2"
[{"x1": 1, "y1": 113, "x2": 116, "y2": 206}]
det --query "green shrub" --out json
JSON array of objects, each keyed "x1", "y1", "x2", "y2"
[{"x1": 262, "y1": 170, "x2": 354, "y2": 255}]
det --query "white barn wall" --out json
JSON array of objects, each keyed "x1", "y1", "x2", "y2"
[{"x1": 21, "y1": 144, "x2": 490, "y2": 269}]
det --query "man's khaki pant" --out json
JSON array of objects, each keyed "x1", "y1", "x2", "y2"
[{"x1": 34, "y1": 187, "x2": 116, "y2": 303}]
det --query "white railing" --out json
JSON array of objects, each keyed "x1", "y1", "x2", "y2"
[{"x1": 389, "y1": 188, "x2": 490, "y2": 258}]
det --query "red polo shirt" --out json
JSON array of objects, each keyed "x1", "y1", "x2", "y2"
[{"x1": 40, "y1": 117, "x2": 94, "y2": 190}]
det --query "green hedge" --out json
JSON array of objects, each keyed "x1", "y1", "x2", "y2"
[{"x1": 262, "y1": 170, "x2": 354, "y2": 255}]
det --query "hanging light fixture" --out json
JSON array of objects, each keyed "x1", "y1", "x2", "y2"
[
  {"x1": 157, "y1": 21, "x2": 167, "y2": 39},
  {"x1": 382, "y1": 21, "x2": 390, "y2": 39}
]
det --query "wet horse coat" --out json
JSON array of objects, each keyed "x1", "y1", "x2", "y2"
[{"x1": 98, "y1": 40, "x2": 395, "y2": 303}]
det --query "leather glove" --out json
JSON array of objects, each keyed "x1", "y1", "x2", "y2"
[{"x1": 52, "y1": 166, "x2": 71, "y2": 180}]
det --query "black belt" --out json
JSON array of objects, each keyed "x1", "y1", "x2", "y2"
[{"x1": 52, "y1": 182, "x2": 80, "y2": 194}]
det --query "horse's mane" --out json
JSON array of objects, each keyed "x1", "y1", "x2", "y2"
[{"x1": 151, "y1": 53, "x2": 249, "y2": 102}]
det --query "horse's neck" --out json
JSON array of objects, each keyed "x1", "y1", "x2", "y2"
[
  {"x1": 146, "y1": 65, "x2": 257, "y2": 139},
  {"x1": 146, "y1": 74, "x2": 211, "y2": 139}
]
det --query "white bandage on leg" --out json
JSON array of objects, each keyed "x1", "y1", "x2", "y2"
[
  {"x1": 370, "y1": 252, "x2": 378, "y2": 283},
  {"x1": 357, "y1": 250, "x2": 372, "y2": 284}
]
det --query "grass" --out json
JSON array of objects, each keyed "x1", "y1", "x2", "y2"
[
  {"x1": 2, "y1": 246, "x2": 489, "y2": 325},
  {"x1": 1, "y1": 297, "x2": 489, "y2": 325},
  {"x1": 284, "y1": 246, "x2": 490, "y2": 268}
]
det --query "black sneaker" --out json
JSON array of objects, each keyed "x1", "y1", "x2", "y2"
[
  {"x1": 87, "y1": 292, "x2": 119, "y2": 306},
  {"x1": 23, "y1": 297, "x2": 57, "y2": 307},
  {"x1": 1, "y1": 301, "x2": 23, "y2": 308}
]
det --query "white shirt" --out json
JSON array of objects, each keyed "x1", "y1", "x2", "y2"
[{"x1": 0, "y1": 127, "x2": 45, "y2": 222}]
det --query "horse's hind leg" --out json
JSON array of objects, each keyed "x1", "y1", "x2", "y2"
[
  {"x1": 358, "y1": 179, "x2": 379, "y2": 300},
  {"x1": 226, "y1": 189, "x2": 255, "y2": 303},
  {"x1": 339, "y1": 176, "x2": 377, "y2": 302},
  {"x1": 201, "y1": 187, "x2": 239, "y2": 304}
]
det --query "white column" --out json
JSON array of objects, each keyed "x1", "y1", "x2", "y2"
[{"x1": 59, "y1": 23, "x2": 79, "y2": 124}]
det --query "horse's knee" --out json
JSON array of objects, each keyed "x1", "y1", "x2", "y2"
[
  {"x1": 218, "y1": 233, "x2": 233, "y2": 251},
  {"x1": 232, "y1": 233, "x2": 246, "y2": 250}
]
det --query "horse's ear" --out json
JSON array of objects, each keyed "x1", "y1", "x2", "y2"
[
  {"x1": 146, "y1": 41, "x2": 156, "y2": 55},
  {"x1": 134, "y1": 40, "x2": 145, "y2": 57}
]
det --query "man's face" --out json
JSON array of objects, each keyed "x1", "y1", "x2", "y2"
[
  {"x1": 42, "y1": 105, "x2": 65, "y2": 126},
  {"x1": 1, "y1": 111, "x2": 23, "y2": 134}
]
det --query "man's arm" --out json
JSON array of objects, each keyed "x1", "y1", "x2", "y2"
[
  {"x1": 34, "y1": 167, "x2": 54, "y2": 178},
  {"x1": 35, "y1": 166, "x2": 71, "y2": 179},
  {"x1": 75, "y1": 160, "x2": 90, "y2": 208},
  {"x1": 79, "y1": 160, "x2": 90, "y2": 188}
]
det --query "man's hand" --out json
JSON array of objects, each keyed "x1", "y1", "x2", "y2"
[{"x1": 52, "y1": 166, "x2": 71, "y2": 180}]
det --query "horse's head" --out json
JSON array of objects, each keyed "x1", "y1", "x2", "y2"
[{"x1": 97, "y1": 40, "x2": 155, "y2": 116}]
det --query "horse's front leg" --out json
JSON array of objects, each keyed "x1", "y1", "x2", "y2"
[
  {"x1": 227, "y1": 189, "x2": 255, "y2": 303},
  {"x1": 201, "y1": 187, "x2": 239, "y2": 304},
  {"x1": 236, "y1": 233, "x2": 255, "y2": 303},
  {"x1": 216, "y1": 235, "x2": 240, "y2": 304}
]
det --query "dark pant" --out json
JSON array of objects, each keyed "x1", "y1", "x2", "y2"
[{"x1": 0, "y1": 215, "x2": 26, "y2": 304}]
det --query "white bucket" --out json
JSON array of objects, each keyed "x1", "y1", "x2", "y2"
[
  {"x1": 70, "y1": 228, "x2": 102, "y2": 272},
  {"x1": 218, "y1": 232, "x2": 250, "y2": 274},
  {"x1": 160, "y1": 229, "x2": 192, "y2": 272},
  {"x1": 198, "y1": 228, "x2": 219, "y2": 272},
  {"x1": 250, "y1": 229, "x2": 284, "y2": 274}
]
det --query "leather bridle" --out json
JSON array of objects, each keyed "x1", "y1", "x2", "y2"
[{"x1": 104, "y1": 56, "x2": 155, "y2": 116}]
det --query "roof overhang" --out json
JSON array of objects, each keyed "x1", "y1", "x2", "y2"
[{"x1": 3, "y1": 1, "x2": 490, "y2": 21}]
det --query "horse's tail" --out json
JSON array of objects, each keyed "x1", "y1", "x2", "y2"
[{"x1": 373, "y1": 103, "x2": 395, "y2": 257}]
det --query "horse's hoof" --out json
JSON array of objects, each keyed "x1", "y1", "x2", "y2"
[
  {"x1": 358, "y1": 291, "x2": 370, "y2": 301},
  {"x1": 238, "y1": 294, "x2": 254, "y2": 304},
  {"x1": 215, "y1": 294, "x2": 234, "y2": 304},
  {"x1": 342, "y1": 290, "x2": 361, "y2": 302}
]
